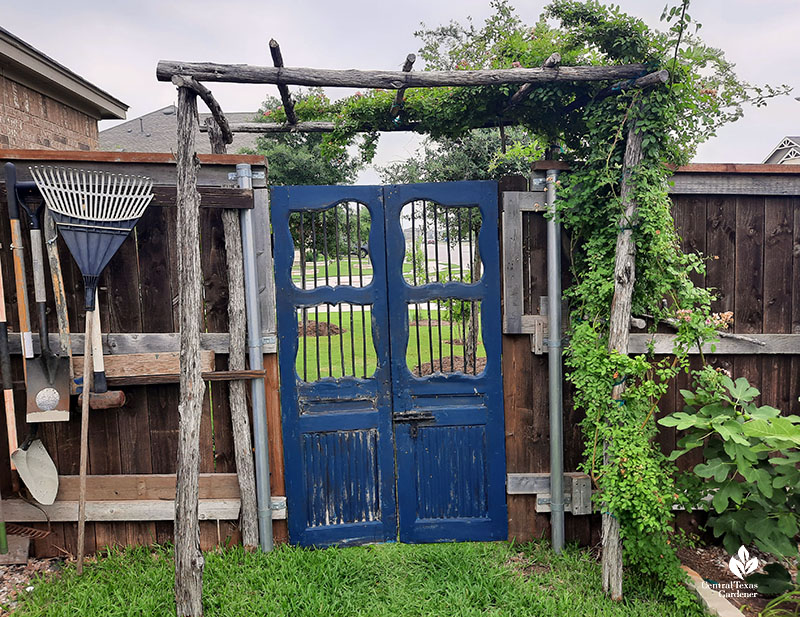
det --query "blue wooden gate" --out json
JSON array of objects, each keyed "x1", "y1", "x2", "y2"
[{"x1": 272, "y1": 181, "x2": 506, "y2": 546}]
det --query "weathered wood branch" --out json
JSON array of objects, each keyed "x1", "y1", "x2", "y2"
[
  {"x1": 171, "y1": 74, "x2": 233, "y2": 145},
  {"x1": 504, "y1": 53, "x2": 561, "y2": 113},
  {"x1": 206, "y1": 128, "x2": 259, "y2": 549},
  {"x1": 269, "y1": 39, "x2": 298, "y2": 125},
  {"x1": 563, "y1": 70, "x2": 668, "y2": 114},
  {"x1": 175, "y1": 86, "x2": 205, "y2": 617},
  {"x1": 203, "y1": 121, "x2": 336, "y2": 133},
  {"x1": 390, "y1": 54, "x2": 416, "y2": 118},
  {"x1": 602, "y1": 109, "x2": 644, "y2": 602},
  {"x1": 156, "y1": 61, "x2": 647, "y2": 87}
]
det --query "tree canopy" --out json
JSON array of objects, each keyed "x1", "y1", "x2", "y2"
[{"x1": 241, "y1": 88, "x2": 362, "y2": 185}]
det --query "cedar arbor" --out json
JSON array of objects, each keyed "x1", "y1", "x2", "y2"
[{"x1": 156, "y1": 43, "x2": 668, "y2": 616}]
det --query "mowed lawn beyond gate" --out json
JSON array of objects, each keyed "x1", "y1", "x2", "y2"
[
  {"x1": 7, "y1": 542, "x2": 704, "y2": 617},
  {"x1": 295, "y1": 309, "x2": 486, "y2": 381}
]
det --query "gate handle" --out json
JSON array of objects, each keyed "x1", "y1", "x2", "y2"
[{"x1": 392, "y1": 411, "x2": 435, "y2": 423}]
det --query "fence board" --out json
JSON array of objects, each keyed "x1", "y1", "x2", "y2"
[{"x1": 502, "y1": 175, "x2": 799, "y2": 547}]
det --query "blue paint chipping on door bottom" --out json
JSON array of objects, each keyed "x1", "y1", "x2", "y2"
[{"x1": 272, "y1": 182, "x2": 507, "y2": 546}]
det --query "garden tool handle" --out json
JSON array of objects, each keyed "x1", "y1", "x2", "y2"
[
  {"x1": 3, "y1": 163, "x2": 19, "y2": 220},
  {"x1": 76, "y1": 309, "x2": 93, "y2": 575},
  {"x1": 91, "y1": 291, "x2": 107, "y2": 393},
  {"x1": 29, "y1": 228, "x2": 47, "y2": 305},
  {"x1": 4, "y1": 164, "x2": 33, "y2": 363},
  {"x1": 0, "y1": 228, "x2": 18, "y2": 472}
]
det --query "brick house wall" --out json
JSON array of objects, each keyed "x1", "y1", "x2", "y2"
[{"x1": 0, "y1": 74, "x2": 98, "y2": 151}]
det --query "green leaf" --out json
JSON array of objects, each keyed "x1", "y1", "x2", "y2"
[
  {"x1": 755, "y1": 468, "x2": 774, "y2": 499},
  {"x1": 743, "y1": 417, "x2": 800, "y2": 446},
  {"x1": 659, "y1": 411, "x2": 697, "y2": 429},
  {"x1": 747, "y1": 563, "x2": 793, "y2": 597},
  {"x1": 696, "y1": 459, "x2": 731, "y2": 483},
  {"x1": 749, "y1": 405, "x2": 781, "y2": 420},
  {"x1": 712, "y1": 482, "x2": 743, "y2": 514}
]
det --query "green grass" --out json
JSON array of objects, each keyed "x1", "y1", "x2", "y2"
[
  {"x1": 296, "y1": 308, "x2": 485, "y2": 381},
  {"x1": 8, "y1": 541, "x2": 705, "y2": 617},
  {"x1": 290, "y1": 258, "x2": 457, "y2": 283},
  {"x1": 291, "y1": 257, "x2": 387, "y2": 282}
]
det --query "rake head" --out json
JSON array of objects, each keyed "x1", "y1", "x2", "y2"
[{"x1": 30, "y1": 166, "x2": 154, "y2": 310}]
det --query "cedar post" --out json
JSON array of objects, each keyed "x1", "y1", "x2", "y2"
[
  {"x1": 602, "y1": 110, "x2": 644, "y2": 600},
  {"x1": 204, "y1": 117, "x2": 259, "y2": 548},
  {"x1": 174, "y1": 86, "x2": 205, "y2": 617}
]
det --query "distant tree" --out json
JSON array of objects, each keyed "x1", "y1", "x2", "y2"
[
  {"x1": 240, "y1": 88, "x2": 362, "y2": 186},
  {"x1": 241, "y1": 89, "x2": 367, "y2": 255}
]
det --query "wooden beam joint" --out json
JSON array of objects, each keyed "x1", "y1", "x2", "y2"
[{"x1": 171, "y1": 74, "x2": 233, "y2": 145}]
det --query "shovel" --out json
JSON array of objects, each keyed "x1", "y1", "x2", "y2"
[
  {"x1": 15, "y1": 181, "x2": 71, "y2": 419},
  {"x1": 4, "y1": 164, "x2": 59, "y2": 504},
  {"x1": 11, "y1": 424, "x2": 58, "y2": 505}
]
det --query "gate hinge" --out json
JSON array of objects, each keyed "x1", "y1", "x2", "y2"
[
  {"x1": 228, "y1": 170, "x2": 265, "y2": 181},
  {"x1": 530, "y1": 315, "x2": 547, "y2": 355}
]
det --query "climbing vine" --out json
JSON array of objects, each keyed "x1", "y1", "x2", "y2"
[{"x1": 264, "y1": 0, "x2": 790, "y2": 604}]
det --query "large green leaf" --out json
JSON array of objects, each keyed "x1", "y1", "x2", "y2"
[
  {"x1": 743, "y1": 417, "x2": 800, "y2": 446},
  {"x1": 712, "y1": 482, "x2": 744, "y2": 514},
  {"x1": 658, "y1": 411, "x2": 697, "y2": 430}
]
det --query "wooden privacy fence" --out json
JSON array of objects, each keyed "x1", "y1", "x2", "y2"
[
  {"x1": 0, "y1": 150, "x2": 286, "y2": 558},
  {"x1": 501, "y1": 164, "x2": 800, "y2": 545},
  {"x1": 1, "y1": 152, "x2": 798, "y2": 556}
]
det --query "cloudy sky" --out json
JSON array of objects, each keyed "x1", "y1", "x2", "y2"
[{"x1": 4, "y1": 1, "x2": 798, "y2": 182}]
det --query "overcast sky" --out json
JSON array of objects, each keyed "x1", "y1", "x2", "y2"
[{"x1": 4, "y1": 1, "x2": 798, "y2": 182}]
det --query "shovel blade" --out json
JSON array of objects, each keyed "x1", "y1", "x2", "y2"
[
  {"x1": 25, "y1": 354, "x2": 71, "y2": 422},
  {"x1": 11, "y1": 439, "x2": 59, "y2": 505}
]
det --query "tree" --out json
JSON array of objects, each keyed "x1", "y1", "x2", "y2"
[{"x1": 241, "y1": 88, "x2": 362, "y2": 186}]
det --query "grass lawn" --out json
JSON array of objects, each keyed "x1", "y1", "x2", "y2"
[
  {"x1": 296, "y1": 308, "x2": 485, "y2": 381},
  {"x1": 290, "y1": 257, "x2": 462, "y2": 284},
  {"x1": 7, "y1": 541, "x2": 704, "y2": 617}
]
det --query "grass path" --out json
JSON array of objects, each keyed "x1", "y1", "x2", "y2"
[{"x1": 8, "y1": 541, "x2": 704, "y2": 617}]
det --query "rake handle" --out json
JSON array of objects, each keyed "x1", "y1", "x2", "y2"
[{"x1": 76, "y1": 310, "x2": 93, "y2": 575}]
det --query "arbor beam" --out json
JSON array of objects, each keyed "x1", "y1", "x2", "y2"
[
  {"x1": 563, "y1": 70, "x2": 668, "y2": 113},
  {"x1": 171, "y1": 75, "x2": 233, "y2": 145},
  {"x1": 505, "y1": 52, "x2": 561, "y2": 112},
  {"x1": 156, "y1": 61, "x2": 648, "y2": 88},
  {"x1": 269, "y1": 39, "x2": 298, "y2": 125},
  {"x1": 390, "y1": 53, "x2": 416, "y2": 118}
]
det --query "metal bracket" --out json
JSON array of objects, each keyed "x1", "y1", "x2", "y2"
[
  {"x1": 507, "y1": 472, "x2": 593, "y2": 516},
  {"x1": 261, "y1": 334, "x2": 277, "y2": 354},
  {"x1": 529, "y1": 315, "x2": 548, "y2": 355},
  {"x1": 228, "y1": 170, "x2": 266, "y2": 181}
]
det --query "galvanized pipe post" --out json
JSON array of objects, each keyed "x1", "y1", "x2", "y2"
[
  {"x1": 237, "y1": 163, "x2": 273, "y2": 551},
  {"x1": 545, "y1": 166, "x2": 565, "y2": 553}
]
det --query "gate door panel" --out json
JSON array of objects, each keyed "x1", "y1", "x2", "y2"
[
  {"x1": 272, "y1": 186, "x2": 397, "y2": 546},
  {"x1": 385, "y1": 182, "x2": 507, "y2": 542}
]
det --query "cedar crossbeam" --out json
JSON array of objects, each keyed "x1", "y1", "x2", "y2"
[{"x1": 156, "y1": 61, "x2": 648, "y2": 87}]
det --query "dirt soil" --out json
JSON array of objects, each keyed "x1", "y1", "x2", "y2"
[
  {"x1": 0, "y1": 557, "x2": 64, "y2": 615},
  {"x1": 677, "y1": 545, "x2": 798, "y2": 616},
  {"x1": 415, "y1": 356, "x2": 487, "y2": 376},
  {"x1": 300, "y1": 321, "x2": 346, "y2": 336}
]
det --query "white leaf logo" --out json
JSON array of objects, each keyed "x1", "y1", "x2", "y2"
[{"x1": 729, "y1": 546, "x2": 758, "y2": 579}]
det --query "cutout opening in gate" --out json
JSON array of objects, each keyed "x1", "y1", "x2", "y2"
[
  {"x1": 296, "y1": 304, "x2": 377, "y2": 382},
  {"x1": 400, "y1": 201, "x2": 483, "y2": 286},
  {"x1": 289, "y1": 201, "x2": 372, "y2": 290},
  {"x1": 407, "y1": 299, "x2": 485, "y2": 377}
]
